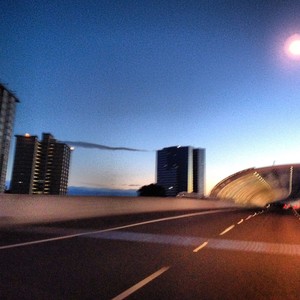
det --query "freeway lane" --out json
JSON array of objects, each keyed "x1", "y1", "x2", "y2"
[{"x1": 0, "y1": 207, "x2": 299, "y2": 299}]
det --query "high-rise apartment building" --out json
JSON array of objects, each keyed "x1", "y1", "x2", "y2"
[
  {"x1": 10, "y1": 133, "x2": 72, "y2": 195},
  {"x1": 0, "y1": 84, "x2": 19, "y2": 192},
  {"x1": 156, "y1": 146, "x2": 205, "y2": 197}
]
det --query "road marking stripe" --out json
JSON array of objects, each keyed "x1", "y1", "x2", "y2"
[
  {"x1": 5, "y1": 229, "x2": 299, "y2": 257},
  {"x1": 0, "y1": 234, "x2": 82, "y2": 250},
  {"x1": 0, "y1": 209, "x2": 235, "y2": 250},
  {"x1": 208, "y1": 238, "x2": 300, "y2": 256},
  {"x1": 193, "y1": 241, "x2": 209, "y2": 252},
  {"x1": 89, "y1": 232, "x2": 300, "y2": 256},
  {"x1": 237, "y1": 219, "x2": 244, "y2": 224},
  {"x1": 111, "y1": 266, "x2": 170, "y2": 300},
  {"x1": 219, "y1": 225, "x2": 235, "y2": 236}
]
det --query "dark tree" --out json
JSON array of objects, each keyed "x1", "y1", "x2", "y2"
[{"x1": 137, "y1": 184, "x2": 166, "y2": 197}]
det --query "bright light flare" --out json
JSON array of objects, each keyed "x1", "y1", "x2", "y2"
[
  {"x1": 289, "y1": 40, "x2": 300, "y2": 55},
  {"x1": 285, "y1": 34, "x2": 300, "y2": 60}
]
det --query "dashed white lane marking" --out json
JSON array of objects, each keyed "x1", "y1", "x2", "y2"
[
  {"x1": 0, "y1": 209, "x2": 235, "y2": 250},
  {"x1": 237, "y1": 219, "x2": 244, "y2": 224},
  {"x1": 193, "y1": 241, "x2": 209, "y2": 252},
  {"x1": 245, "y1": 215, "x2": 252, "y2": 220},
  {"x1": 112, "y1": 266, "x2": 170, "y2": 300},
  {"x1": 219, "y1": 225, "x2": 235, "y2": 236}
]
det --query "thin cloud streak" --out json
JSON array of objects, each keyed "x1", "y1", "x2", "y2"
[{"x1": 60, "y1": 141, "x2": 149, "y2": 152}]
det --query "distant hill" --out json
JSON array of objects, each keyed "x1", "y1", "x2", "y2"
[
  {"x1": 67, "y1": 186, "x2": 137, "y2": 197},
  {"x1": 5, "y1": 180, "x2": 137, "y2": 197}
]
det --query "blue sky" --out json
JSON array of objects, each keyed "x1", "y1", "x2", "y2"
[{"x1": 1, "y1": 0, "x2": 300, "y2": 193}]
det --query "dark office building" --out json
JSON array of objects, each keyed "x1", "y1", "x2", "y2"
[
  {"x1": 0, "y1": 84, "x2": 19, "y2": 192},
  {"x1": 156, "y1": 146, "x2": 205, "y2": 197},
  {"x1": 10, "y1": 133, "x2": 72, "y2": 195}
]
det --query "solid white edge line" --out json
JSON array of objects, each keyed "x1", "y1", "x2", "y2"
[
  {"x1": 0, "y1": 234, "x2": 83, "y2": 250},
  {"x1": 111, "y1": 266, "x2": 170, "y2": 300},
  {"x1": 0, "y1": 208, "x2": 238, "y2": 250},
  {"x1": 219, "y1": 225, "x2": 235, "y2": 236},
  {"x1": 193, "y1": 241, "x2": 209, "y2": 252}
]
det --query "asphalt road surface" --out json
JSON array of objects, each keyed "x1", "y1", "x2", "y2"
[{"x1": 0, "y1": 206, "x2": 299, "y2": 299}]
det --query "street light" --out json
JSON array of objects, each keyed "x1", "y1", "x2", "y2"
[{"x1": 285, "y1": 34, "x2": 300, "y2": 60}]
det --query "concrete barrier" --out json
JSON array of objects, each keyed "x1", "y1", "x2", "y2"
[{"x1": 0, "y1": 194, "x2": 239, "y2": 227}]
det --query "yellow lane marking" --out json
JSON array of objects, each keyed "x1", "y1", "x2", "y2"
[
  {"x1": 112, "y1": 266, "x2": 170, "y2": 300},
  {"x1": 193, "y1": 241, "x2": 209, "y2": 252},
  {"x1": 219, "y1": 225, "x2": 235, "y2": 236}
]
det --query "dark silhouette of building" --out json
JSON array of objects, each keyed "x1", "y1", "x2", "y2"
[
  {"x1": 10, "y1": 133, "x2": 72, "y2": 195},
  {"x1": 193, "y1": 148, "x2": 205, "y2": 196},
  {"x1": 0, "y1": 84, "x2": 19, "y2": 192},
  {"x1": 156, "y1": 146, "x2": 205, "y2": 197}
]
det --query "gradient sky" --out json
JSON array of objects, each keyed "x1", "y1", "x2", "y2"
[{"x1": 1, "y1": 0, "x2": 300, "y2": 193}]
